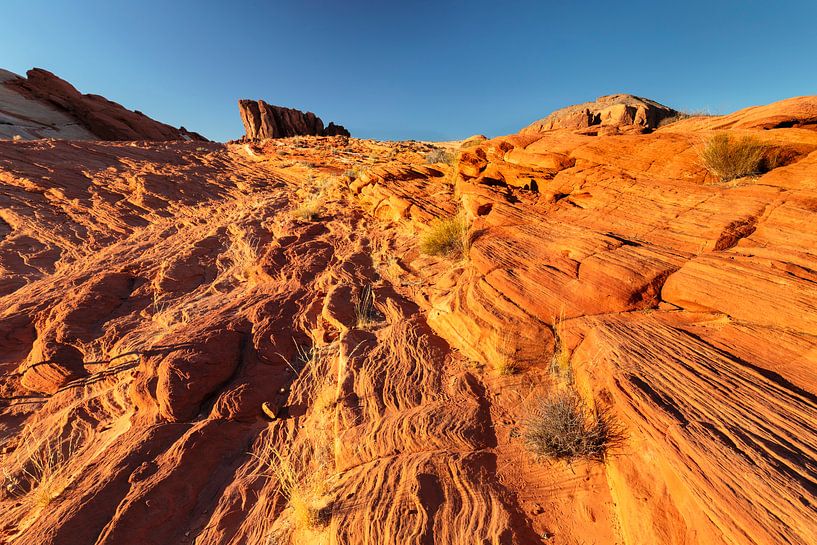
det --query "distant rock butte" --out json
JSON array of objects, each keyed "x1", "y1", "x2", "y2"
[
  {"x1": 238, "y1": 99, "x2": 350, "y2": 139},
  {"x1": 0, "y1": 68, "x2": 206, "y2": 141},
  {"x1": 522, "y1": 93, "x2": 678, "y2": 135}
]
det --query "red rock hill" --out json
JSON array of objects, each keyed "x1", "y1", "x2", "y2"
[{"x1": 1, "y1": 68, "x2": 206, "y2": 141}]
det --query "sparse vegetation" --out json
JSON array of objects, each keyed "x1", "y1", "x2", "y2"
[
  {"x1": 524, "y1": 389, "x2": 623, "y2": 462},
  {"x1": 549, "y1": 315, "x2": 571, "y2": 380},
  {"x1": 419, "y1": 212, "x2": 471, "y2": 259},
  {"x1": 700, "y1": 133, "x2": 784, "y2": 182},
  {"x1": 656, "y1": 110, "x2": 713, "y2": 127},
  {"x1": 424, "y1": 147, "x2": 456, "y2": 165}
]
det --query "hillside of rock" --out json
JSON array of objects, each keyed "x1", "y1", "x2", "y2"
[
  {"x1": 238, "y1": 100, "x2": 350, "y2": 140},
  {"x1": 0, "y1": 95, "x2": 816, "y2": 545},
  {"x1": 0, "y1": 68, "x2": 205, "y2": 141}
]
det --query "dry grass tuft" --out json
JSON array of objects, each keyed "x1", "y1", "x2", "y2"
[
  {"x1": 524, "y1": 389, "x2": 623, "y2": 462},
  {"x1": 419, "y1": 212, "x2": 471, "y2": 259},
  {"x1": 216, "y1": 225, "x2": 261, "y2": 282},
  {"x1": 354, "y1": 284, "x2": 378, "y2": 329},
  {"x1": 549, "y1": 314, "x2": 571, "y2": 380},
  {"x1": 2, "y1": 431, "x2": 80, "y2": 509},
  {"x1": 292, "y1": 195, "x2": 323, "y2": 221},
  {"x1": 491, "y1": 334, "x2": 519, "y2": 376},
  {"x1": 260, "y1": 446, "x2": 331, "y2": 531},
  {"x1": 700, "y1": 133, "x2": 784, "y2": 182}
]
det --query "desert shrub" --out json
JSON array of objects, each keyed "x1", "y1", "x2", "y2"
[
  {"x1": 2, "y1": 431, "x2": 80, "y2": 509},
  {"x1": 549, "y1": 318, "x2": 571, "y2": 380},
  {"x1": 424, "y1": 148, "x2": 456, "y2": 165},
  {"x1": 419, "y1": 212, "x2": 470, "y2": 259},
  {"x1": 700, "y1": 133, "x2": 782, "y2": 182},
  {"x1": 524, "y1": 390, "x2": 623, "y2": 462},
  {"x1": 217, "y1": 228, "x2": 260, "y2": 282}
]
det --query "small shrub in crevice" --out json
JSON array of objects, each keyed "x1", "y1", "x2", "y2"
[
  {"x1": 524, "y1": 389, "x2": 624, "y2": 462},
  {"x1": 491, "y1": 333, "x2": 519, "y2": 376},
  {"x1": 255, "y1": 445, "x2": 332, "y2": 532}
]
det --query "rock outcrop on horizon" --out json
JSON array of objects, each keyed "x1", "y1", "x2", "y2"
[
  {"x1": 0, "y1": 68, "x2": 206, "y2": 141},
  {"x1": 522, "y1": 93, "x2": 678, "y2": 134},
  {"x1": 1, "y1": 94, "x2": 816, "y2": 545},
  {"x1": 238, "y1": 99, "x2": 350, "y2": 139}
]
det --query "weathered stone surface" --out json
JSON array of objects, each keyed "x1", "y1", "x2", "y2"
[
  {"x1": 2, "y1": 68, "x2": 206, "y2": 141},
  {"x1": 238, "y1": 99, "x2": 350, "y2": 139},
  {"x1": 345, "y1": 95, "x2": 817, "y2": 545}
]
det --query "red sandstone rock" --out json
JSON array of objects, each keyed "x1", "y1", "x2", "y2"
[{"x1": 1, "y1": 96, "x2": 817, "y2": 545}]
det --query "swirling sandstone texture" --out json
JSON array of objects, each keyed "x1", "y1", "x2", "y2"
[
  {"x1": 238, "y1": 99, "x2": 350, "y2": 139},
  {"x1": 1, "y1": 96, "x2": 816, "y2": 545},
  {"x1": 1, "y1": 68, "x2": 205, "y2": 141}
]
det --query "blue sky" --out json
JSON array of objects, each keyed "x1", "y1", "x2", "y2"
[{"x1": 3, "y1": 0, "x2": 816, "y2": 141}]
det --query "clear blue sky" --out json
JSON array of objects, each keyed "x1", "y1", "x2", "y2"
[{"x1": 3, "y1": 0, "x2": 816, "y2": 141}]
